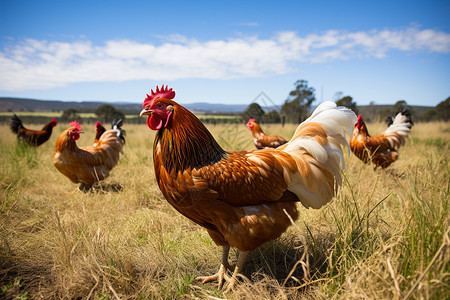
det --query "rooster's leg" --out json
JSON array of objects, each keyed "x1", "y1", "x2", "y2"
[
  {"x1": 78, "y1": 182, "x2": 91, "y2": 193},
  {"x1": 196, "y1": 245, "x2": 232, "y2": 289},
  {"x1": 222, "y1": 250, "x2": 249, "y2": 293}
]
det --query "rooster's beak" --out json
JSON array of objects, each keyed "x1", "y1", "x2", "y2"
[{"x1": 140, "y1": 108, "x2": 151, "y2": 117}]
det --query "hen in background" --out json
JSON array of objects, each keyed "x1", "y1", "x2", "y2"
[
  {"x1": 53, "y1": 120, "x2": 125, "y2": 192},
  {"x1": 9, "y1": 114, "x2": 57, "y2": 146},
  {"x1": 140, "y1": 85, "x2": 357, "y2": 292},
  {"x1": 350, "y1": 109, "x2": 413, "y2": 169},
  {"x1": 246, "y1": 118, "x2": 288, "y2": 149},
  {"x1": 385, "y1": 107, "x2": 414, "y2": 128},
  {"x1": 94, "y1": 121, "x2": 107, "y2": 146},
  {"x1": 94, "y1": 119, "x2": 125, "y2": 146}
]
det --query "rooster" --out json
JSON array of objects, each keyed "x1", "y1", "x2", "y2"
[
  {"x1": 140, "y1": 85, "x2": 357, "y2": 292},
  {"x1": 246, "y1": 118, "x2": 287, "y2": 149},
  {"x1": 94, "y1": 120, "x2": 125, "y2": 146},
  {"x1": 350, "y1": 110, "x2": 413, "y2": 169},
  {"x1": 53, "y1": 120, "x2": 125, "y2": 191},
  {"x1": 9, "y1": 114, "x2": 58, "y2": 146},
  {"x1": 94, "y1": 121, "x2": 107, "y2": 145}
]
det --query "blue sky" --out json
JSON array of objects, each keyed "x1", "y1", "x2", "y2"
[{"x1": 0, "y1": 0, "x2": 449, "y2": 107}]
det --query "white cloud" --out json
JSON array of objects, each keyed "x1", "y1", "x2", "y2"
[
  {"x1": 237, "y1": 22, "x2": 260, "y2": 27},
  {"x1": 0, "y1": 26, "x2": 449, "y2": 91}
]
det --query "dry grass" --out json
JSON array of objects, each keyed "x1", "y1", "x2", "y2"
[{"x1": 0, "y1": 120, "x2": 449, "y2": 299}]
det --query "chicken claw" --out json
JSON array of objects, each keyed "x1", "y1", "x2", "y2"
[
  {"x1": 222, "y1": 251, "x2": 248, "y2": 293},
  {"x1": 196, "y1": 249, "x2": 249, "y2": 293},
  {"x1": 196, "y1": 263, "x2": 232, "y2": 290},
  {"x1": 196, "y1": 246, "x2": 232, "y2": 289}
]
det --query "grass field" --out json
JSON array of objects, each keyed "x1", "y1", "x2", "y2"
[{"x1": 0, "y1": 120, "x2": 448, "y2": 299}]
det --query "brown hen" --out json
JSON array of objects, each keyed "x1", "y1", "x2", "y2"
[
  {"x1": 246, "y1": 118, "x2": 287, "y2": 149},
  {"x1": 53, "y1": 121, "x2": 125, "y2": 191},
  {"x1": 350, "y1": 110, "x2": 413, "y2": 169},
  {"x1": 9, "y1": 114, "x2": 57, "y2": 146}
]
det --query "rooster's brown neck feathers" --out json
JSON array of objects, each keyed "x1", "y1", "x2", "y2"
[
  {"x1": 155, "y1": 104, "x2": 227, "y2": 173},
  {"x1": 251, "y1": 122, "x2": 264, "y2": 136},
  {"x1": 42, "y1": 121, "x2": 55, "y2": 132},
  {"x1": 54, "y1": 130, "x2": 79, "y2": 153}
]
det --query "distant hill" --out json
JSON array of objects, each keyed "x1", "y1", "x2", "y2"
[
  {"x1": 183, "y1": 102, "x2": 281, "y2": 113},
  {"x1": 0, "y1": 97, "x2": 434, "y2": 118},
  {"x1": 0, "y1": 97, "x2": 278, "y2": 113},
  {"x1": 0, "y1": 97, "x2": 141, "y2": 112},
  {"x1": 183, "y1": 102, "x2": 247, "y2": 113}
]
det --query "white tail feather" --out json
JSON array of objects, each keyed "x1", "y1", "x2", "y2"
[
  {"x1": 281, "y1": 101, "x2": 357, "y2": 209},
  {"x1": 383, "y1": 111, "x2": 413, "y2": 148}
]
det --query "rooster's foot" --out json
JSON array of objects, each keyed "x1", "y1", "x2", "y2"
[
  {"x1": 195, "y1": 263, "x2": 232, "y2": 290},
  {"x1": 78, "y1": 183, "x2": 93, "y2": 193}
]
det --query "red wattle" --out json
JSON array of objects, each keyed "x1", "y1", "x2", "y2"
[
  {"x1": 148, "y1": 115, "x2": 163, "y2": 130},
  {"x1": 164, "y1": 111, "x2": 172, "y2": 128}
]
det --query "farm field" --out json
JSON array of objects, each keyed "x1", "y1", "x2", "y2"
[{"x1": 0, "y1": 120, "x2": 449, "y2": 299}]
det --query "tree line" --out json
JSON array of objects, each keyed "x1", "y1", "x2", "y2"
[
  {"x1": 243, "y1": 80, "x2": 449, "y2": 124},
  {"x1": 57, "y1": 80, "x2": 448, "y2": 125},
  {"x1": 61, "y1": 104, "x2": 126, "y2": 123}
]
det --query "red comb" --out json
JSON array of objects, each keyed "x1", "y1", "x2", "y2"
[
  {"x1": 356, "y1": 114, "x2": 364, "y2": 128},
  {"x1": 143, "y1": 85, "x2": 175, "y2": 109},
  {"x1": 52, "y1": 118, "x2": 57, "y2": 124},
  {"x1": 95, "y1": 121, "x2": 101, "y2": 127},
  {"x1": 69, "y1": 121, "x2": 82, "y2": 131}
]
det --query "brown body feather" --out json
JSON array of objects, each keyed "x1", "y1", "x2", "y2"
[
  {"x1": 350, "y1": 112, "x2": 413, "y2": 169},
  {"x1": 247, "y1": 121, "x2": 287, "y2": 149},
  {"x1": 151, "y1": 100, "x2": 350, "y2": 252},
  {"x1": 53, "y1": 126, "x2": 124, "y2": 188},
  {"x1": 94, "y1": 122, "x2": 107, "y2": 145},
  {"x1": 9, "y1": 114, "x2": 57, "y2": 146}
]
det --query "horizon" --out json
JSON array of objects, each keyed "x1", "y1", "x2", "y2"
[
  {"x1": 1, "y1": 0, "x2": 449, "y2": 107},
  {"x1": 0, "y1": 95, "x2": 435, "y2": 109}
]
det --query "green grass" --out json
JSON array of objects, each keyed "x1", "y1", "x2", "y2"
[{"x1": 0, "y1": 121, "x2": 449, "y2": 299}]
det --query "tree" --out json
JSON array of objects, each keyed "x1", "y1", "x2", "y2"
[
  {"x1": 95, "y1": 104, "x2": 125, "y2": 123},
  {"x1": 385, "y1": 100, "x2": 414, "y2": 122},
  {"x1": 61, "y1": 108, "x2": 82, "y2": 122},
  {"x1": 335, "y1": 95, "x2": 359, "y2": 114},
  {"x1": 433, "y1": 97, "x2": 449, "y2": 121},
  {"x1": 393, "y1": 100, "x2": 408, "y2": 112},
  {"x1": 262, "y1": 110, "x2": 281, "y2": 123},
  {"x1": 421, "y1": 108, "x2": 437, "y2": 121},
  {"x1": 281, "y1": 80, "x2": 315, "y2": 123},
  {"x1": 242, "y1": 103, "x2": 265, "y2": 123}
]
